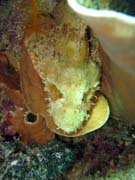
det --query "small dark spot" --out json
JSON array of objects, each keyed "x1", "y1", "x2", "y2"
[
  {"x1": 85, "y1": 26, "x2": 92, "y2": 56},
  {"x1": 25, "y1": 112, "x2": 37, "y2": 123}
]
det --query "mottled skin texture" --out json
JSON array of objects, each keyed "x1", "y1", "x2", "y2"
[
  {"x1": 21, "y1": 19, "x2": 101, "y2": 134},
  {"x1": 19, "y1": 2, "x2": 109, "y2": 136},
  {"x1": 0, "y1": 1, "x2": 109, "y2": 142}
]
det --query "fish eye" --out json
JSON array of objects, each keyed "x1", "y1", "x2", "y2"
[{"x1": 24, "y1": 112, "x2": 37, "y2": 123}]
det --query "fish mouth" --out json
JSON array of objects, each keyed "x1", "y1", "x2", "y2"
[{"x1": 46, "y1": 95, "x2": 110, "y2": 137}]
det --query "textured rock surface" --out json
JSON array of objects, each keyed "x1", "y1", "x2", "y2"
[{"x1": 0, "y1": 140, "x2": 77, "y2": 180}]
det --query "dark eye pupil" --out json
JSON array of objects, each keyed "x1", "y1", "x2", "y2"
[{"x1": 26, "y1": 112, "x2": 37, "y2": 122}]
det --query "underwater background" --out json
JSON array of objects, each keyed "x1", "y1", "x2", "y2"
[{"x1": 0, "y1": 0, "x2": 135, "y2": 180}]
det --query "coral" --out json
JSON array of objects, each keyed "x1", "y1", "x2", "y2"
[
  {"x1": 0, "y1": 50, "x2": 20, "y2": 138},
  {"x1": 0, "y1": 140, "x2": 78, "y2": 180},
  {"x1": 0, "y1": 0, "x2": 24, "y2": 60},
  {"x1": 80, "y1": 157, "x2": 135, "y2": 180},
  {"x1": 0, "y1": 85, "x2": 17, "y2": 137},
  {"x1": 0, "y1": 51, "x2": 20, "y2": 90},
  {"x1": 60, "y1": 120, "x2": 135, "y2": 180},
  {"x1": 81, "y1": 135, "x2": 125, "y2": 176},
  {"x1": 0, "y1": 0, "x2": 56, "y2": 59}
]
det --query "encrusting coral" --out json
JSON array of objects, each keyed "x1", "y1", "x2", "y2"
[
  {"x1": 58, "y1": 119, "x2": 135, "y2": 180},
  {"x1": 0, "y1": 140, "x2": 78, "y2": 180}
]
